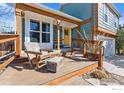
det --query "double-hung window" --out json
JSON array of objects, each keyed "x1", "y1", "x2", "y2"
[
  {"x1": 42, "y1": 22, "x2": 50, "y2": 43},
  {"x1": 114, "y1": 22, "x2": 117, "y2": 28},
  {"x1": 104, "y1": 4, "x2": 109, "y2": 23},
  {"x1": 30, "y1": 19, "x2": 40, "y2": 42},
  {"x1": 114, "y1": 15, "x2": 117, "y2": 28}
]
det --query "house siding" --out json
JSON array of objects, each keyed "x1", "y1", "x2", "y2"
[
  {"x1": 21, "y1": 18, "x2": 25, "y2": 50},
  {"x1": 98, "y1": 3, "x2": 119, "y2": 33},
  {"x1": 61, "y1": 3, "x2": 93, "y2": 48},
  {"x1": 24, "y1": 11, "x2": 54, "y2": 49},
  {"x1": 97, "y1": 3, "x2": 119, "y2": 57},
  {"x1": 61, "y1": 3, "x2": 119, "y2": 57},
  {"x1": 61, "y1": 3, "x2": 92, "y2": 20}
]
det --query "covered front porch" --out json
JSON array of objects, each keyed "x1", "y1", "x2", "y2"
[
  {"x1": 17, "y1": 3, "x2": 82, "y2": 53},
  {"x1": 0, "y1": 3, "x2": 103, "y2": 85},
  {"x1": 21, "y1": 11, "x2": 75, "y2": 51}
]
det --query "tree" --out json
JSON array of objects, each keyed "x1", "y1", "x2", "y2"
[{"x1": 116, "y1": 25, "x2": 124, "y2": 54}]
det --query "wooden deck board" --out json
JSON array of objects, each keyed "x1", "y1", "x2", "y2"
[{"x1": 0, "y1": 57, "x2": 97, "y2": 85}]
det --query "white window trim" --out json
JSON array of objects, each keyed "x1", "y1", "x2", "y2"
[
  {"x1": 103, "y1": 4, "x2": 109, "y2": 25},
  {"x1": 30, "y1": 30, "x2": 40, "y2": 33}
]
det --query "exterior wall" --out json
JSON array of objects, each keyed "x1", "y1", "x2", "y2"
[
  {"x1": 97, "y1": 3, "x2": 119, "y2": 57},
  {"x1": 21, "y1": 17, "x2": 25, "y2": 50},
  {"x1": 61, "y1": 3, "x2": 93, "y2": 48},
  {"x1": 24, "y1": 11, "x2": 54, "y2": 49},
  {"x1": 61, "y1": 3, "x2": 92, "y2": 20},
  {"x1": 61, "y1": 3, "x2": 119, "y2": 57},
  {"x1": 98, "y1": 3, "x2": 119, "y2": 33}
]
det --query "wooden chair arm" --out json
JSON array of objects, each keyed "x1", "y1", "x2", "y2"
[{"x1": 24, "y1": 50, "x2": 41, "y2": 55}]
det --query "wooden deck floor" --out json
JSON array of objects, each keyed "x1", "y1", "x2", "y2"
[{"x1": 0, "y1": 56, "x2": 97, "y2": 85}]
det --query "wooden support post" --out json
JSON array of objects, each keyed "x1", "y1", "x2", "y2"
[
  {"x1": 82, "y1": 41, "x2": 86, "y2": 57},
  {"x1": 56, "y1": 19, "x2": 61, "y2": 50},
  {"x1": 98, "y1": 41, "x2": 103, "y2": 69},
  {"x1": 91, "y1": 3, "x2": 94, "y2": 40},
  {"x1": 96, "y1": 3, "x2": 99, "y2": 33},
  {"x1": 15, "y1": 9, "x2": 22, "y2": 57}
]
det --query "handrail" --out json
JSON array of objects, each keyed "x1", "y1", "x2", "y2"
[
  {"x1": 0, "y1": 34, "x2": 18, "y2": 71},
  {"x1": 0, "y1": 34, "x2": 18, "y2": 44},
  {"x1": 0, "y1": 51, "x2": 15, "y2": 60}
]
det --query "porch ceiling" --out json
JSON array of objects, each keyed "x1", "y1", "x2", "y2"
[{"x1": 24, "y1": 10, "x2": 78, "y2": 28}]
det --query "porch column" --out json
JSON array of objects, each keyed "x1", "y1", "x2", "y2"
[
  {"x1": 15, "y1": 9, "x2": 22, "y2": 57},
  {"x1": 56, "y1": 19, "x2": 61, "y2": 50},
  {"x1": 98, "y1": 41, "x2": 103, "y2": 69},
  {"x1": 82, "y1": 40, "x2": 87, "y2": 57}
]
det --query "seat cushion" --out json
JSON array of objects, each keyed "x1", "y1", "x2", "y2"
[{"x1": 47, "y1": 57, "x2": 63, "y2": 63}]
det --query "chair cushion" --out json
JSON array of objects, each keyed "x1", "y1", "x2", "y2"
[
  {"x1": 47, "y1": 57, "x2": 63, "y2": 63},
  {"x1": 25, "y1": 42, "x2": 41, "y2": 52}
]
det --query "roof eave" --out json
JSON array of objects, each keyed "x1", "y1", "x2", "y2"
[
  {"x1": 106, "y1": 3, "x2": 121, "y2": 17},
  {"x1": 24, "y1": 3, "x2": 82, "y2": 23}
]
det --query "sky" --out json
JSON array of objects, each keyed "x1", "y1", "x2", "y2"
[
  {"x1": 43, "y1": 3, "x2": 124, "y2": 25},
  {"x1": 0, "y1": 3, "x2": 15, "y2": 32},
  {"x1": 114, "y1": 3, "x2": 124, "y2": 25}
]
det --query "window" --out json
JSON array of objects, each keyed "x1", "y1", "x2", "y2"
[
  {"x1": 114, "y1": 15, "x2": 118, "y2": 28},
  {"x1": 30, "y1": 32, "x2": 40, "y2": 42},
  {"x1": 42, "y1": 22, "x2": 50, "y2": 43},
  {"x1": 104, "y1": 4, "x2": 109, "y2": 23},
  {"x1": 30, "y1": 20, "x2": 40, "y2": 31},
  {"x1": 30, "y1": 19, "x2": 40, "y2": 42},
  {"x1": 114, "y1": 22, "x2": 117, "y2": 28},
  {"x1": 105, "y1": 14, "x2": 108, "y2": 23}
]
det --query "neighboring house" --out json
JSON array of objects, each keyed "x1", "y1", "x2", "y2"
[
  {"x1": 60, "y1": 3, "x2": 121, "y2": 57},
  {"x1": 15, "y1": 3, "x2": 121, "y2": 57}
]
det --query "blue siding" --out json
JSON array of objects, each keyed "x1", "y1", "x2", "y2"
[
  {"x1": 61, "y1": 3, "x2": 92, "y2": 20},
  {"x1": 22, "y1": 18, "x2": 25, "y2": 50},
  {"x1": 98, "y1": 3, "x2": 119, "y2": 32},
  {"x1": 61, "y1": 3, "x2": 119, "y2": 49},
  {"x1": 61, "y1": 3, "x2": 93, "y2": 48},
  {"x1": 81, "y1": 22, "x2": 92, "y2": 39},
  {"x1": 93, "y1": 3, "x2": 97, "y2": 26}
]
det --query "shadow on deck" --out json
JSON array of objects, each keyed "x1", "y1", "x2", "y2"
[{"x1": 0, "y1": 56, "x2": 98, "y2": 85}]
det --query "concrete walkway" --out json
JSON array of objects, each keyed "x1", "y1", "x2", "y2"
[{"x1": 104, "y1": 55, "x2": 124, "y2": 77}]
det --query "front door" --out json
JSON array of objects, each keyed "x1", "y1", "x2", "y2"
[{"x1": 64, "y1": 28, "x2": 71, "y2": 46}]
